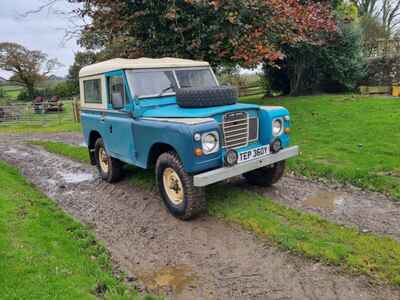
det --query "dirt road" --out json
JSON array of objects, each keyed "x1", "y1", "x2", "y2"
[{"x1": 1, "y1": 133, "x2": 399, "y2": 299}]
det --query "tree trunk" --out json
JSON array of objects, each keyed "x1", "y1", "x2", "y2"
[{"x1": 26, "y1": 83, "x2": 35, "y2": 100}]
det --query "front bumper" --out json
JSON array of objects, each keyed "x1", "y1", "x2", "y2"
[{"x1": 193, "y1": 146, "x2": 299, "y2": 187}]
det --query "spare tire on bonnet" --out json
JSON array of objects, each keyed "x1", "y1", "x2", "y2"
[{"x1": 176, "y1": 86, "x2": 238, "y2": 108}]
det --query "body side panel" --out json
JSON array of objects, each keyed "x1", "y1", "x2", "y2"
[{"x1": 133, "y1": 118, "x2": 223, "y2": 173}]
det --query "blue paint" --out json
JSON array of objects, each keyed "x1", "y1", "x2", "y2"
[
  {"x1": 81, "y1": 68, "x2": 294, "y2": 181},
  {"x1": 141, "y1": 102, "x2": 260, "y2": 118}
]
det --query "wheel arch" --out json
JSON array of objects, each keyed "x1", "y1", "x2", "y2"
[
  {"x1": 147, "y1": 142, "x2": 178, "y2": 169},
  {"x1": 88, "y1": 130, "x2": 102, "y2": 165}
]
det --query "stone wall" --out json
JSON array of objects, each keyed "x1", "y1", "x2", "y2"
[{"x1": 362, "y1": 56, "x2": 400, "y2": 86}]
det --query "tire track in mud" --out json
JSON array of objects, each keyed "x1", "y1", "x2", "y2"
[{"x1": 1, "y1": 135, "x2": 400, "y2": 299}]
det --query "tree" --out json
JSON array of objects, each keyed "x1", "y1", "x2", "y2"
[
  {"x1": 381, "y1": 0, "x2": 400, "y2": 37},
  {"x1": 0, "y1": 43, "x2": 60, "y2": 99},
  {"x1": 352, "y1": 0, "x2": 400, "y2": 37},
  {"x1": 264, "y1": 2, "x2": 366, "y2": 95},
  {"x1": 351, "y1": 0, "x2": 379, "y2": 17},
  {"x1": 68, "y1": 0, "x2": 336, "y2": 68},
  {"x1": 68, "y1": 51, "x2": 97, "y2": 86}
]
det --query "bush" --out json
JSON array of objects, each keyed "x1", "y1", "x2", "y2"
[
  {"x1": 16, "y1": 80, "x2": 79, "y2": 101},
  {"x1": 52, "y1": 81, "x2": 79, "y2": 98},
  {"x1": 0, "y1": 88, "x2": 5, "y2": 98},
  {"x1": 264, "y1": 23, "x2": 366, "y2": 95},
  {"x1": 17, "y1": 89, "x2": 41, "y2": 101}
]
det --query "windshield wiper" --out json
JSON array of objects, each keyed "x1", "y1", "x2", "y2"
[{"x1": 158, "y1": 85, "x2": 174, "y2": 97}]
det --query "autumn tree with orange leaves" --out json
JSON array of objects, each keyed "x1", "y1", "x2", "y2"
[{"x1": 69, "y1": 0, "x2": 337, "y2": 68}]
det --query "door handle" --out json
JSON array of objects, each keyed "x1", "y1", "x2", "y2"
[{"x1": 100, "y1": 112, "x2": 105, "y2": 122}]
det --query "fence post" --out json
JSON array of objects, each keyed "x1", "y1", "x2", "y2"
[
  {"x1": 72, "y1": 98, "x2": 76, "y2": 123},
  {"x1": 72, "y1": 97, "x2": 81, "y2": 123}
]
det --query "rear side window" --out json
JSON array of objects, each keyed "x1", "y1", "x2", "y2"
[{"x1": 83, "y1": 79, "x2": 102, "y2": 103}]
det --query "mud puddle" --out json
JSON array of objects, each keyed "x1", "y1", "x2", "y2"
[
  {"x1": 140, "y1": 265, "x2": 195, "y2": 295},
  {"x1": 57, "y1": 171, "x2": 94, "y2": 184},
  {"x1": 303, "y1": 191, "x2": 345, "y2": 211}
]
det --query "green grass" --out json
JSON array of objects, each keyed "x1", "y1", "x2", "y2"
[
  {"x1": 30, "y1": 140, "x2": 400, "y2": 287},
  {"x1": 241, "y1": 94, "x2": 400, "y2": 199},
  {"x1": 0, "y1": 85, "x2": 24, "y2": 100},
  {"x1": 0, "y1": 160, "x2": 152, "y2": 300},
  {"x1": 31, "y1": 140, "x2": 90, "y2": 164}
]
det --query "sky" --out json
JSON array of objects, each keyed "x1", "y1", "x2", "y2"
[{"x1": 0, "y1": 0, "x2": 81, "y2": 78}]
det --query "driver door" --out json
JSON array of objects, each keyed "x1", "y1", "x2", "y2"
[{"x1": 104, "y1": 72, "x2": 135, "y2": 163}]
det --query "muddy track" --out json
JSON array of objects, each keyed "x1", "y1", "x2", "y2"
[
  {"x1": 6, "y1": 132, "x2": 400, "y2": 241},
  {"x1": 1, "y1": 133, "x2": 400, "y2": 299}
]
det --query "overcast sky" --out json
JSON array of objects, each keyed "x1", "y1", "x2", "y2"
[{"x1": 0, "y1": 0, "x2": 81, "y2": 78}]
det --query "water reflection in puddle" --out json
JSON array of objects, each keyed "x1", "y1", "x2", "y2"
[
  {"x1": 304, "y1": 191, "x2": 344, "y2": 211},
  {"x1": 140, "y1": 265, "x2": 194, "y2": 294},
  {"x1": 57, "y1": 171, "x2": 94, "y2": 184}
]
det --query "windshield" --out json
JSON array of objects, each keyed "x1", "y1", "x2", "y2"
[
  {"x1": 175, "y1": 69, "x2": 217, "y2": 88},
  {"x1": 127, "y1": 70, "x2": 177, "y2": 98},
  {"x1": 126, "y1": 68, "x2": 217, "y2": 99}
]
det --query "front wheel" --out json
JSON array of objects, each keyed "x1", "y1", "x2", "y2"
[
  {"x1": 243, "y1": 161, "x2": 286, "y2": 187},
  {"x1": 94, "y1": 138, "x2": 123, "y2": 183},
  {"x1": 156, "y1": 152, "x2": 206, "y2": 220}
]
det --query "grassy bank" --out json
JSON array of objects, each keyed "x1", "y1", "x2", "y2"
[
  {"x1": 242, "y1": 94, "x2": 400, "y2": 200},
  {"x1": 30, "y1": 140, "x2": 400, "y2": 287},
  {"x1": 0, "y1": 160, "x2": 147, "y2": 299}
]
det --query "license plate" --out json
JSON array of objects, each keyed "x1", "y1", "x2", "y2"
[{"x1": 237, "y1": 145, "x2": 270, "y2": 164}]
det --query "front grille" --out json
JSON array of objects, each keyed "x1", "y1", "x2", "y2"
[{"x1": 222, "y1": 111, "x2": 258, "y2": 149}]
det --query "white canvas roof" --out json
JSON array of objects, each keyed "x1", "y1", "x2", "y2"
[{"x1": 79, "y1": 57, "x2": 210, "y2": 77}]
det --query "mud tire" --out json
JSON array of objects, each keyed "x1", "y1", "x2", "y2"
[
  {"x1": 243, "y1": 161, "x2": 286, "y2": 187},
  {"x1": 94, "y1": 138, "x2": 122, "y2": 183},
  {"x1": 156, "y1": 151, "x2": 206, "y2": 220},
  {"x1": 176, "y1": 86, "x2": 238, "y2": 108}
]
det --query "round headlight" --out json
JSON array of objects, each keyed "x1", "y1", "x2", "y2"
[
  {"x1": 202, "y1": 132, "x2": 219, "y2": 154},
  {"x1": 272, "y1": 119, "x2": 283, "y2": 136}
]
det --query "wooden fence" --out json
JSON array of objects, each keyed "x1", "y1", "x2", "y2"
[
  {"x1": 364, "y1": 39, "x2": 400, "y2": 58},
  {"x1": 239, "y1": 83, "x2": 265, "y2": 97}
]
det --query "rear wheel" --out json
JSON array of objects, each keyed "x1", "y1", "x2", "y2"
[
  {"x1": 156, "y1": 152, "x2": 206, "y2": 220},
  {"x1": 243, "y1": 161, "x2": 286, "y2": 187},
  {"x1": 94, "y1": 138, "x2": 122, "y2": 183}
]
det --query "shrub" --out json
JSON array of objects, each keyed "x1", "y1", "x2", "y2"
[
  {"x1": 264, "y1": 23, "x2": 366, "y2": 95},
  {"x1": 16, "y1": 81, "x2": 79, "y2": 101}
]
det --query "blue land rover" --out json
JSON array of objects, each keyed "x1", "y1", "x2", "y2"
[{"x1": 79, "y1": 58, "x2": 299, "y2": 220}]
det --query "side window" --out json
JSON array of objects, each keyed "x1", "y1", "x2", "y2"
[
  {"x1": 83, "y1": 79, "x2": 102, "y2": 103},
  {"x1": 109, "y1": 77, "x2": 126, "y2": 109}
]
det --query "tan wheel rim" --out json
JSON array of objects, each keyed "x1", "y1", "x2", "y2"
[
  {"x1": 99, "y1": 147, "x2": 109, "y2": 173},
  {"x1": 163, "y1": 167, "x2": 184, "y2": 205}
]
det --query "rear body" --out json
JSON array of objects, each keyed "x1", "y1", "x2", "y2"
[{"x1": 79, "y1": 58, "x2": 298, "y2": 219}]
